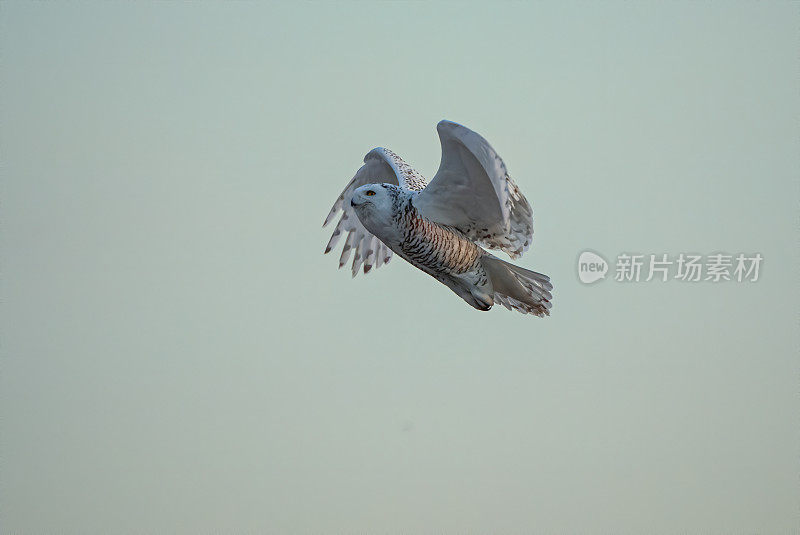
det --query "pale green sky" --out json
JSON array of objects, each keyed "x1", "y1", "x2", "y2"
[{"x1": 2, "y1": 2, "x2": 798, "y2": 533}]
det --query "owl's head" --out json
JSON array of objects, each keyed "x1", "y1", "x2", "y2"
[
  {"x1": 349, "y1": 183, "x2": 404, "y2": 239},
  {"x1": 350, "y1": 183, "x2": 395, "y2": 214}
]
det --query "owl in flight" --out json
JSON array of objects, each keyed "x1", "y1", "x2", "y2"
[{"x1": 323, "y1": 120, "x2": 553, "y2": 316}]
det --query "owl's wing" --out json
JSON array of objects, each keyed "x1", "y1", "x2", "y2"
[
  {"x1": 413, "y1": 120, "x2": 534, "y2": 259},
  {"x1": 323, "y1": 148, "x2": 427, "y2": 276}
]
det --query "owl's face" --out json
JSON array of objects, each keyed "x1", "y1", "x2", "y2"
[
  {"x1": 350, "y1": 183, "x2": 401, "y2": 240},
  {"x1": 350, "y1": 183, "x2": 394, "y2": 213}
]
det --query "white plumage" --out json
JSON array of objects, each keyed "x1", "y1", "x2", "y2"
[{"x1": 323, "y1": 120, "x2": 553, "y2": 316}]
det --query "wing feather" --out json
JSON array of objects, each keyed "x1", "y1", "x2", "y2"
[
  {"x1": 350, "y1": 231, "x2": 366, "y2": 277},
  {"x1": 338, "y1": 230, "x2": 356, "y2": 268},
  {"x1": 413, "y1": 120, "x2": 534, "y2": 259}
]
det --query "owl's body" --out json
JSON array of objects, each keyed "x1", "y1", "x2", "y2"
[
  {"x1": 354, "y1": 184, "x2": 493, "y2": 310},
  {"x1": 324, "y1": 121, "x2": 553, "y2": 317}
]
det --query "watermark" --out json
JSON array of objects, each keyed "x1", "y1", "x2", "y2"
[
  {"x1": 578, "y1": 251, "x2": 762, "y2": 284},
  {"x1": 577, "y1": 251, "x2": 609, "y2": 284}
]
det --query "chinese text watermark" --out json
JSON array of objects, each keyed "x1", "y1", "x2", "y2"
[{"x1": 578, "y1": 251, "x2": 762, "y2": 284}]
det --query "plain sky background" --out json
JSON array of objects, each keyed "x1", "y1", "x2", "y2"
[{"x1": 2, "y1": 2, "x2": 798, "y2": 533}]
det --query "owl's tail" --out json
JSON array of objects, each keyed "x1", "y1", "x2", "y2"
[{"x1": 481, "y1": 254, "x2": 553, "y2": 317}]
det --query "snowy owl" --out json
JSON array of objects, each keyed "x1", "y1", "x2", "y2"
[{"x1": 323, "y1": 120, "x2": 553, "y2": 316}]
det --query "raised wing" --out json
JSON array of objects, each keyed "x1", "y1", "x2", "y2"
[
  {"x1": 413, "y1": 120, "x2": 533, "y2": 259},
  {"x1": 323, "y1": 148, "x2": 427, "y2": 276}
]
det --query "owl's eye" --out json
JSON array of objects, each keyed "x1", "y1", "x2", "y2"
[{"x1": 365, "y1": 190, "x2": 376, "y2": 196}]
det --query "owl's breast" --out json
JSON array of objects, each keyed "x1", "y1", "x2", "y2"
[{"x1": 397, "y1": 212, "x2": 482, "y2": 276}]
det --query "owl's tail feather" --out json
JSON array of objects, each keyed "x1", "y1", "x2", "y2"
[{"x1": 481, "y1": 254, "x2": 553, "y2": 317}]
